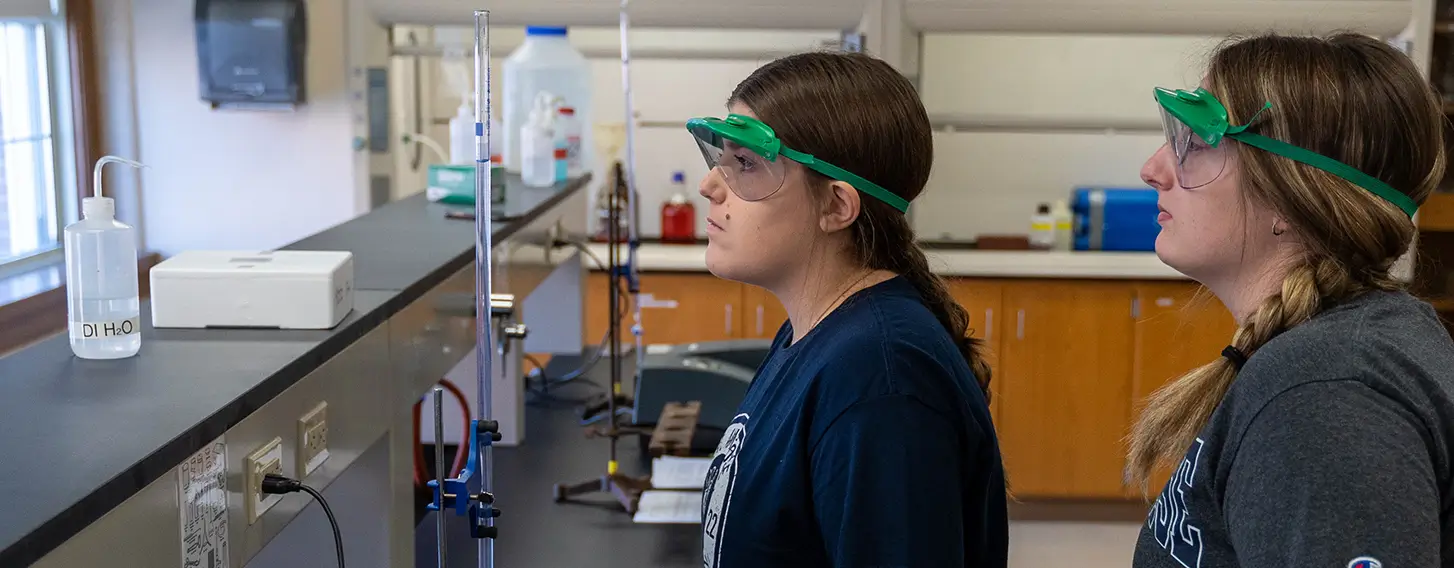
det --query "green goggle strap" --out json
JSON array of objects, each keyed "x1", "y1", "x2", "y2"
[
  {"x1": 687, "y1": 115, "x2": 911, "y2": 213},
  {"x1": 777, "y1": 147, "x2": 910, "y2": 213},
  {"x1": 1158, "y1": 87, "x2": 1418, "y2": 218},
  {"x1": 1229, "y1": 132, "x2": 1419, "y2": 218}
]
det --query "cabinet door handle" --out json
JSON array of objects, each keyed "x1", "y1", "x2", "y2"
[
  {"x1": 984, "y1": 309, "x2": 994, "y2": 341},
  {"x1": 1016, "y1": 309, "x2": 1025, "y2": 340},
  {"x1": 756, "y1": 305, "x2": 764, "y2": 336},
  {"x1": 725, "y1": 304, "x2": 734, "y2": 336}
]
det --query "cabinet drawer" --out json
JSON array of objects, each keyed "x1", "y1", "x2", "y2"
[{"x1": 586, "y1": 272, "x2": 747, "y2": 346}]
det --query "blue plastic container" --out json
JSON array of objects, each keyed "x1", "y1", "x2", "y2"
[{"x1": 1072, "y1": 187, "x2": 1161, "y2": 252}]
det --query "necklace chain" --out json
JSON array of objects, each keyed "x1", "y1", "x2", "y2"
[{"x1": 806, "y1": 269, "x2": 876, "y2": 332}]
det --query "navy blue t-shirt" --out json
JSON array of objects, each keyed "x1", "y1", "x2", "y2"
[{"x1": 700, "y1": 276, "x2": 1008, "y2": 568}]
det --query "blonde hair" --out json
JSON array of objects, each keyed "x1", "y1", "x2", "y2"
[{"x1": 1126, "y1": 33, "x2": 1448, "y2": 490}]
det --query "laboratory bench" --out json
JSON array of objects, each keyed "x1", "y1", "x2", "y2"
[{"x1": 0, "y1": 174, "x2": 594, "y2": 567}]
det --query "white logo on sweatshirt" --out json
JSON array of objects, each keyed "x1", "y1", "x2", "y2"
[
  {"x1": 1149, "y1": 437, "x2": 1206, "y2": 568},
  {"x1": 701, "y1": 413, "x2": 749, "y2": 568}
]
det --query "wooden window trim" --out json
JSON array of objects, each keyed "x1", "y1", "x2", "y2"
[
  {"x1": 67, "y1": 0, "x2": 101, "y2": 201},
  {"x1": 0, "y1": 0, "x2": 136, "y2": 357}
]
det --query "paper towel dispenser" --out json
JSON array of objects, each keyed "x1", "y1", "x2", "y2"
[{"x1": 195, "y1": 0, "x2": 307, "y2": 109}]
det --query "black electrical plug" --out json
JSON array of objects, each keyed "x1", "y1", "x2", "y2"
[{"x1": 261, "y1": 473, "x2": 303, "y2": 495}]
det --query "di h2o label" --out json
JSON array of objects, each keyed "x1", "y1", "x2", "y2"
[{"x1": 74, "y1": 316, "x2": 141, "y2": 338}]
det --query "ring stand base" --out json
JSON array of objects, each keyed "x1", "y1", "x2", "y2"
[{"x1": 553, "y1": 473, "x2": 652, "y2": 514}]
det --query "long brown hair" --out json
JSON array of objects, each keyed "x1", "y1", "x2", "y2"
[
  {"x1": 1126, "y1": 33, "x2": 1447, "y2": 489},
  {"x1": 728, "y1": 51, "x2": 994, "y2": 398}
]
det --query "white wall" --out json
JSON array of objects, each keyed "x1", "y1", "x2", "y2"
[
  {"x1": 391, "y1": 27, "x2": 1227, "y2": 243},
  {"x1": 96, "y1": 0, "x2": 373, "y2": 256},
  {"x1": 914, "y1": 33, "x2": 1222, "y2": 240},
  {"x1": 93, "y1": 0, "x2": 143, "y2": 244},
  {"x1": 94, "y1": 0, "x2": 1420, "y2": 254}
]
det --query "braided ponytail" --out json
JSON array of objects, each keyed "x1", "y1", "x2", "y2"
[
  {"x1": 1127, "y1": 256, "x2": 1398, "y2": 489},
  {"x1": 872, "y1": 213, "x2": 994, "y2": 399}
]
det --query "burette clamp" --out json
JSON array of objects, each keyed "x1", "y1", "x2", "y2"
[{"x1": 428, "y1": 419, "x2": 503, "y2": 539}]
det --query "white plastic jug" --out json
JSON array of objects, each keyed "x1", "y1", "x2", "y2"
[{"x1": 503, "y1": 26, "x2": 592, "y2": 175}]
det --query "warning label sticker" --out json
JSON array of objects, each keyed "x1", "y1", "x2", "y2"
[{"x1": 179, "y1": 437, "x2": 230, "y2": 568}]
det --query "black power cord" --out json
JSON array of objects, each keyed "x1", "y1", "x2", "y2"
[{"x1": 262, "y1": 474, "x2": 346, "y2": 568}]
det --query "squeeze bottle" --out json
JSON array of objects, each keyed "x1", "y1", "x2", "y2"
[
  {"x1": 449, "y1": 102, "x2": 474, "y2": 165},
  {"x1": 557, "y1": 106, "x2": 584, "y2": 178},
  {"x1": 521, "y1": 92, "x2": 559, "y2": 188},
  {"x1": 65, "y1": 156, "x2": 146, "y2": 359},
  {"x1": 553, "y1": 106, "x2": 570, "y2": 183}
]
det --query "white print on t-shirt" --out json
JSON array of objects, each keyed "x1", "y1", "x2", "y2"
[
  {"x1": 1148, "y1": 437, "x2": 1206, "y2": 568},
  {"x1": 702, "y1": 413, "x2": 749, "y2": 568},
  {"x1": 1347, "y1": 557, "x2": 1383, "y2": 568}
]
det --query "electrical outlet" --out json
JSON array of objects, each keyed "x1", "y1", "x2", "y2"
[
  {"x1": 245, "y1": 437, "x2": 284, "y2": 524},
  {"x1": 297, "y1": 401, "x2": 329, "y2": 478}
]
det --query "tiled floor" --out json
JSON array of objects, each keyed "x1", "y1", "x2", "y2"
[{"x1": 1010, "y1": 521, "x2": 1142, "y2": 567}]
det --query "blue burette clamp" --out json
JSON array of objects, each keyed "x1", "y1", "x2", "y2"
[{"x1": 429, "y1": 419, "x2": 504, "y2": 539}]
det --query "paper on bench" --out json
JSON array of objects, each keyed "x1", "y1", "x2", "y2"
[
  {"x1": 650, "y1": 455, "x2": 713, "y2": 489},
  {"x1": 633, "y1": 490, "x2": 703, "y2": 524}
]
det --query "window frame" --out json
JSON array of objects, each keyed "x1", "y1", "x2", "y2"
[{"x1": 0, "y1": 2, "x2": 82, "y2": 279}]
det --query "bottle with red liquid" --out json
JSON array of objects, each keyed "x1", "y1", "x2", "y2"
[{"x1": 660, "y1": 171, "x2": 697, "y2": 244}]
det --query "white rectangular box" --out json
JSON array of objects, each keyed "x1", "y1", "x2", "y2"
[{"x1": 150, "y1": 250, "x2": 355, "y2": 329}]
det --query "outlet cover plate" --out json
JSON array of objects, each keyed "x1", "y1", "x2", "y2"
[
  {"x1": 298, "y1": 401, "x2": 329, "y2": 478},
  {"x1": 245, "y1": 437, "x2": 284, "y2": 524}
]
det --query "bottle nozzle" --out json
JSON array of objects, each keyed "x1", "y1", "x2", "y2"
[
  {"x1": 402, "y1": 133, "x2": 448, "y2": 164},
  {"x1": 92, "y1": 155, "x2": 146, "y2": 200}
]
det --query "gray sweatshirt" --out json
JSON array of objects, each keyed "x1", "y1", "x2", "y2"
[{"x1": 1133, "y1": 290, "x2": 1454, "y2": 568}]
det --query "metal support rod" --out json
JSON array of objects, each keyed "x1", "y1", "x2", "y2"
[
  {"x1": 608, "y1": 166, "x2": 621, "y2": 472},
  {"x1": 621, "y1": 0, "x2": 645, "y2": 379},
  {"x1": 432, "y1": 387, "x2": 448, "y2": 568},
  {"x1": 472, "y1": 9, "x2": 496, "y2": 568}
]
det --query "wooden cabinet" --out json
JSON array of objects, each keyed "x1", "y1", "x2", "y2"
[
  {"x1": 740, "y1": 285, "x2": 789, "y2": 340},
  {"x1": 948, "y1": 280, "x2": 1005, "y2": 423},
  {"x1": 1128, "y1": 281, "x2": 1237, "y2": 495},
  {"x1": 995, "y1": 280, "x2": 1136, "y2": 499},
  {"x1": 584, "y1": 272, "x2": 745, "y2": 346}
]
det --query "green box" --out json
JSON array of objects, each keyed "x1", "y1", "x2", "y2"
[{"x1": 426, "y1": 164, "x2": 506, "y2": 205}]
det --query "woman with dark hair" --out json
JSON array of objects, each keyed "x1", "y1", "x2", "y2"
[
  {"x1": 1131, "y1": 33, "x2": 1454, "y2": 566},
  {"x1": 690, "y1": 51, "x2": 1008, "y2": 568}
]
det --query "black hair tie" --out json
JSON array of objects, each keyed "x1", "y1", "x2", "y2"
[{"x1": 1221, "y1": 345, "x2": 1248, "y2": 371}]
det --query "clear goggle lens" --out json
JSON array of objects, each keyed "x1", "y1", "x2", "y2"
[
  {"x1": 689, "y1": 123, "x2": 788, "y2": 202},
  {"x1": 1158, "y1": 105, "x2": 1228, "y2": 189}
]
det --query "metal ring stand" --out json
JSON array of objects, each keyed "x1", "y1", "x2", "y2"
[
  {"x1": 550, "y1": 0, "x2": 654, "y2": 515},
  {"x1": 431, "y1": 5, "x2": 654, "y2": 565},
  {"x1": 428, "y1": 9, "x2": 503, "y2": 568}
]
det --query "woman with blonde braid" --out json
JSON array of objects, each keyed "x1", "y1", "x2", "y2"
[{"x1": 1131, "y1": 33, "x2": 1454, "y2": 567}]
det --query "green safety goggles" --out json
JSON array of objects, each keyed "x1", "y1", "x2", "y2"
[
  {"x1": 1155, "y1": 86, "x2": 1418, "y2": 218},
  {"x1": 686, "y1": 114, "x2": 910, "y2": 213}
]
